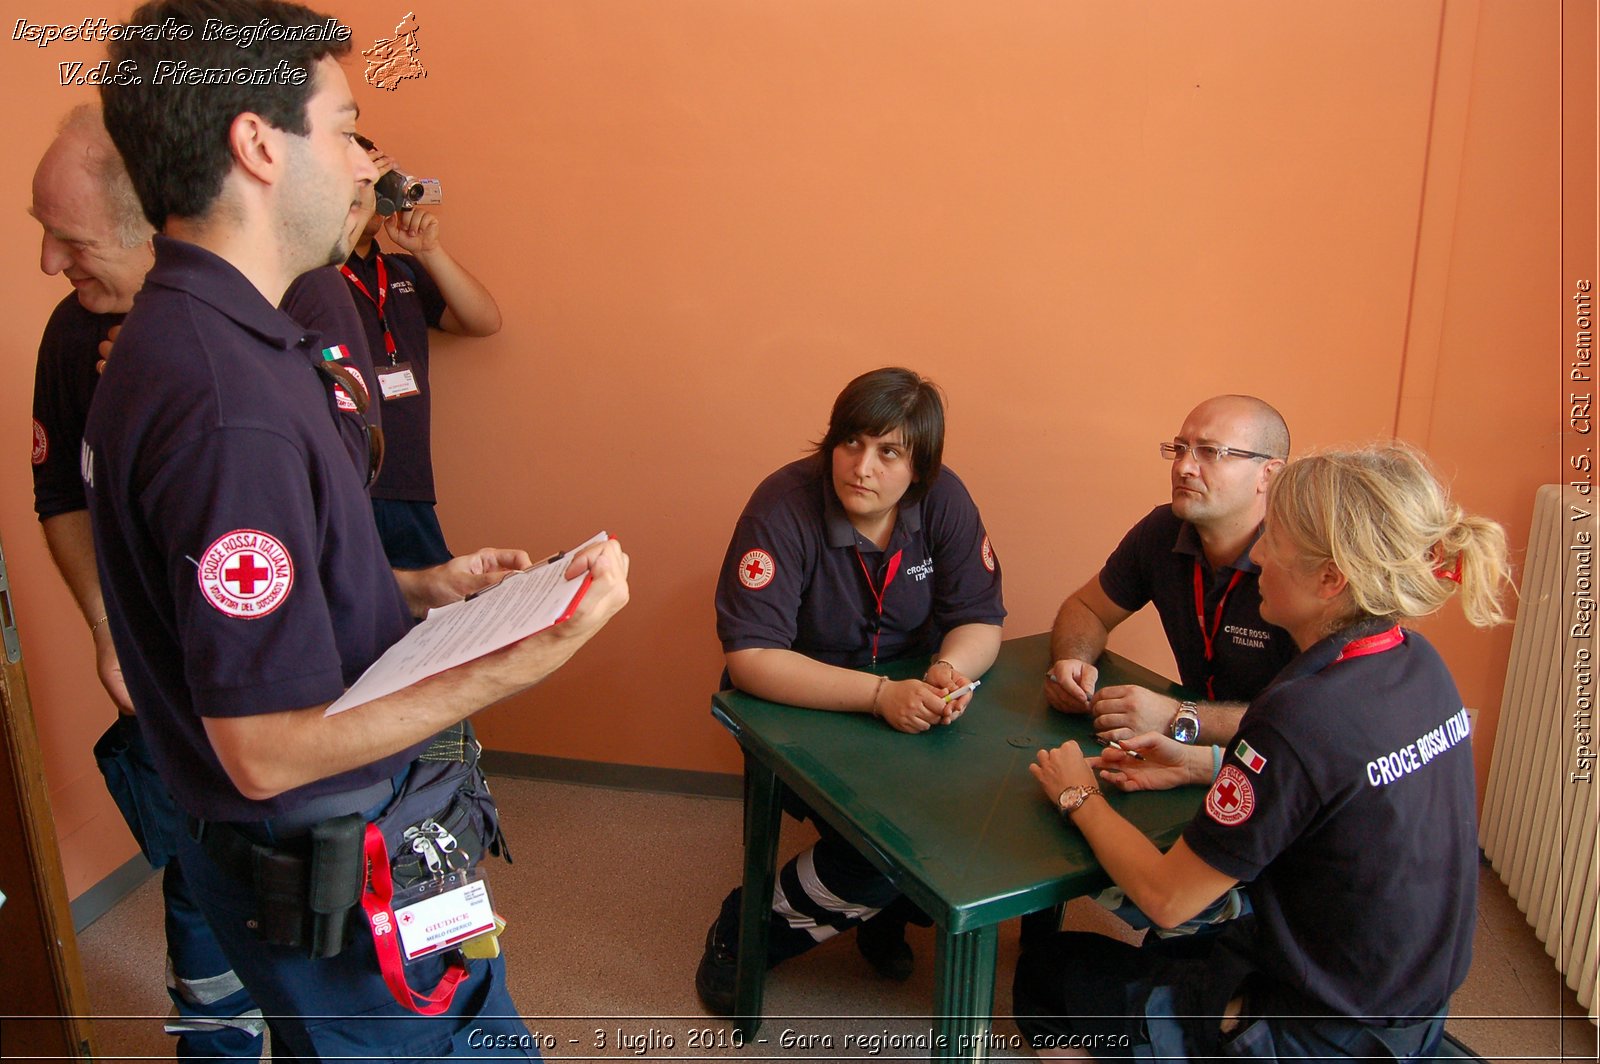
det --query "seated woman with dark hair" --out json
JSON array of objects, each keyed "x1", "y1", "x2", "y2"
[
  {"x1": 1015, "y1": 444, "x2": 1512, "y2": 1060},
  {"x1": 695, "y1": 367, "x2": 1006, "y2": 1016}
]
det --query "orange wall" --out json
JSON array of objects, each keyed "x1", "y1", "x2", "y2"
[
  {"x1": 0, "y1": 0, "x2": 1563, "y2": 897},
  {"x1": 1396, "y1": 0, "x2": 1562, "y2": 802}
]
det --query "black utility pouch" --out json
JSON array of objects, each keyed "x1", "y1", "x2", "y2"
[
  {"x1": 213, "y1": 815, "x2": 367, "y2": 958},
  {"x1": 307, "y1": 813, "x2": 366, "y2": 958},
  {"x1": 390, "y1": 796, "x2": 483, "y2": 889},
  {"x1": 252, "y1": 845, "x2": 310, "y2": 949}
]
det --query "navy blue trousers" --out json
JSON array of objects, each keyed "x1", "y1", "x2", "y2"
[
  {"x1": 176, "y1": 829, "x2": 537, "y2": 1061},
  {"x1": 1013, "y1": 929, "x2": 1447, "y2": 1061},
  {"x1": 95, "y1": 716, "x2": 264, "y2": 1059},
  {"x1": 716, "y1": 804, "x2": 902, "y2": 965}
]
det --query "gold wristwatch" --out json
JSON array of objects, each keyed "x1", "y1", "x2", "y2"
[{"x1": 1056, "y1": 785, "x2": 1101, "y2": 816}]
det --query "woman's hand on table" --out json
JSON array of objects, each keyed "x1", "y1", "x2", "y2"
[
  {"x1": 922, "y1": 659, "x2": 975, "y2": 723},
  {"x1": 875, "y1": 679, "x2": 954, "y2": 733},
  {"x1": 1089, "y1": 732, "x2": 1208, "y2": 793},
  {"x1": 1030, "y1": 740, "x2": 1098, "y2": 804}
]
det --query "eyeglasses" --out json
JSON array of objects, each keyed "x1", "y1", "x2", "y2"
[
  {"x1": 314, "y1": 359, "x2": 386, "y2": 488},
  {"x1": 1159, "y1": 441, "x2": 1276, "y2": 464}
]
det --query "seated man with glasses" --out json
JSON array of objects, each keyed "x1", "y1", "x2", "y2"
[
  {"x1": 1044, "y1": 394, "x2": 1295, "y2": 751},
  {"x1": 1038, "y1": 395, "x2": 1296, "y2": 940}
]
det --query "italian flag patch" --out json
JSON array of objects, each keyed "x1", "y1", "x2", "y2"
[{"x1": 1235, "y1": 739, "x2": 1267, "y2": 774}]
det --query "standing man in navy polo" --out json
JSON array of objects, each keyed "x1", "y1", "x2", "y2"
[
  {"x1": 341, "y1": 143, "x2": 502, "y2": 569},
  {"x1": 29, "y1": 104, "x2": 265, "y2": 1060},
  {"x1": 89, "y1": 1, "x2": 629, "y2": 1057},
  {"x1": 1044, "y1": 395, "x2": 1295, "y2": 748}
]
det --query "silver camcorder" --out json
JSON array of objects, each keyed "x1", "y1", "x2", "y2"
[{"x1": 354, "y1": 135, "x2": 444, "y2": 216}]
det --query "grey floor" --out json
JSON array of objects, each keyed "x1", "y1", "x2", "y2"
[{"x1": 78, "y1": 777, "x2": 1597, "y2": 1061}]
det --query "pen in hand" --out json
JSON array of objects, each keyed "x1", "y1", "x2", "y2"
[
  {"x1": 462, "y1": 552, "x2": 562, "y2": 602},
  {"x1": 1101, "y1": 738, "x2": 1145, "y2": 761},
  {"x1": 942, "y1": 679, "x2": 981, "y2": 704},
  {"x1": 1045, "y1": 670, "x2": 1096, "y2": 701}
]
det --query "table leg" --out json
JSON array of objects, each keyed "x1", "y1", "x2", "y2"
[
  {"x1": 1019, "y1": 903, "x2": 1066, "y2": 948},
  {"x1": 932, "y1": 922, "x2": 999, "y2": 1063},
  {"x1": 733, "y1": 753, "x2": 783, "y2": 1038}
]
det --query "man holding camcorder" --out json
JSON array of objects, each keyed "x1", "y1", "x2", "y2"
[{"x1": 341, "y1": 137, "x2": 503, "y2": 570}]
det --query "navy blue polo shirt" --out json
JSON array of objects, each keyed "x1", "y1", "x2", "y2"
[
  {"x1": 282, "y1": 265, "x2": 384, "y2": 440},
  {"x1": 716, "y1": 457, "x2": 1006, "y2": 668},
  {"x1": 33, "y1": 273, "x2": 376, "y2": 520},
  {"x1": 31, "y1": 294, "x2": 120, "y2": 519},
  {"x1": 341, "y1": 241, "x2": 446, "y2": 503},
  {"x1": 83, "y1": 236, "x2": 421, "y2": 823},
  {"x1": 1099, "y1": 506, "x2": 1294, "y2": 701},
  {"x1": 1184, "y1": 619, "x2": 1477, "y2": 1020}
]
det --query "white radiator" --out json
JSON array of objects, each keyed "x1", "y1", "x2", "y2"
[{"x1": 1480, "y1": 484, "x2": 1597, "y2": 1022}]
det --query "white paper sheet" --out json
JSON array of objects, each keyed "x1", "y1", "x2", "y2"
[{"x1": 327, "y1": 531, "x2": 609, "y2": 715}]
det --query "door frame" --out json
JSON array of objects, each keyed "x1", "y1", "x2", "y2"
[{"x1": 0, "y1": 529, "x2": 95, "y2": 1058}]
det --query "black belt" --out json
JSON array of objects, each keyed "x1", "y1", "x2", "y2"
[
  {"x1": 261, "y1": 775, "x2": 398, "y2": 838},
  {"x1": 184, "y1": 767, "x2": 398, "y2": 902},
  {"x1": 186, "y1": 808, "x2": 372, "y2": 959}
]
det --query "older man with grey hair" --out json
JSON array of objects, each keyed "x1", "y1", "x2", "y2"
[{"x1": 30, "y1": 104, "x2": 266, "y2": 1060}]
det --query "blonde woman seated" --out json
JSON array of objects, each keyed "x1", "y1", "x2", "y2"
[{"x1": 1015, "y1": 445, "x2": 1511, "y2": 1061}]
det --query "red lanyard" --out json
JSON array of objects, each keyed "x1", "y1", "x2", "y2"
[
  {"x1": 340, "y1": 255, "x2": 399, "y2": 364},
  {"x1": 1331, "y1": 625, "x2": 1404, "y2": 664},
  {"x1": 359, "y1": 823, "x2": 469, "y2": 1015},
  {"x1": 855, "y1": 548, "x2": 903, "y2": 665},
  {"x1": 1192, "y1": 561, "x2": 1244, "y2": 700}
]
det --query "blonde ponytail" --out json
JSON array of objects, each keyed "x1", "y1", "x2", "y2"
[{"x1": 1267, "y1": 444, "x2": 1514, "y2": 628}]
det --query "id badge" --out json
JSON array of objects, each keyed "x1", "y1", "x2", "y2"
[
  {"x1": 377, "y1": 362, "x2": 421, "y2": 400},
  {"x1": 392, "y1": 868, "x2": 496, "y2": 963}
]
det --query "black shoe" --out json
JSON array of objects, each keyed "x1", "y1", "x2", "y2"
[
  {"x1": 695, "y1": 895, "x2": 740, "y2": 1017},
  {"x1": 855, "y1": 910, "x2": 914, "y2": 981}
]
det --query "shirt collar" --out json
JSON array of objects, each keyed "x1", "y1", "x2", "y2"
[
  {"x1": 1272, "y1": 614, "x2": 1401, "y2": 688},
  {"x1": 144, "y1": 236, "x2": 311, "y2": 352},
  {"x1": 820, "y1": 461, "x2": 924, "y2": 550},
  {"x1": 345, "y1": 238, "x2": 383, "y2": 273},
  {"x1": 1172, "y1": 518, "x2": 1265, "y2": 575}
]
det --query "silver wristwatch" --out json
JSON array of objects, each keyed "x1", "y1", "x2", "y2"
[{"x1": 1170, "y1": 701, "x2": 1201, "y2": 744}]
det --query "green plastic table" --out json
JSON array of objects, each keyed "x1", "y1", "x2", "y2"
[{"x1": 709, "y1": 632, "x2": 1204, "y2": 1062}]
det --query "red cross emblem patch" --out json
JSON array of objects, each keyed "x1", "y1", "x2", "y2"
[
  {"x1": 32, "y1": 418, "x2": 48, "y2": 466},
  {"x1": 981, "y1": 534, "x2": 996, "y2": 572},
  {"x1": 198, "y1": 529, "x2": 295, "y2": 619},
  {"x1": 738, "y1": 549, "x2": 775, "y2": 590},
  {"x1": 1204, "y1": 765, "x2": 1256, "y2": 826},
  {"x1": 333, "y1": 366, "x2": 369, "y2": 412}
]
